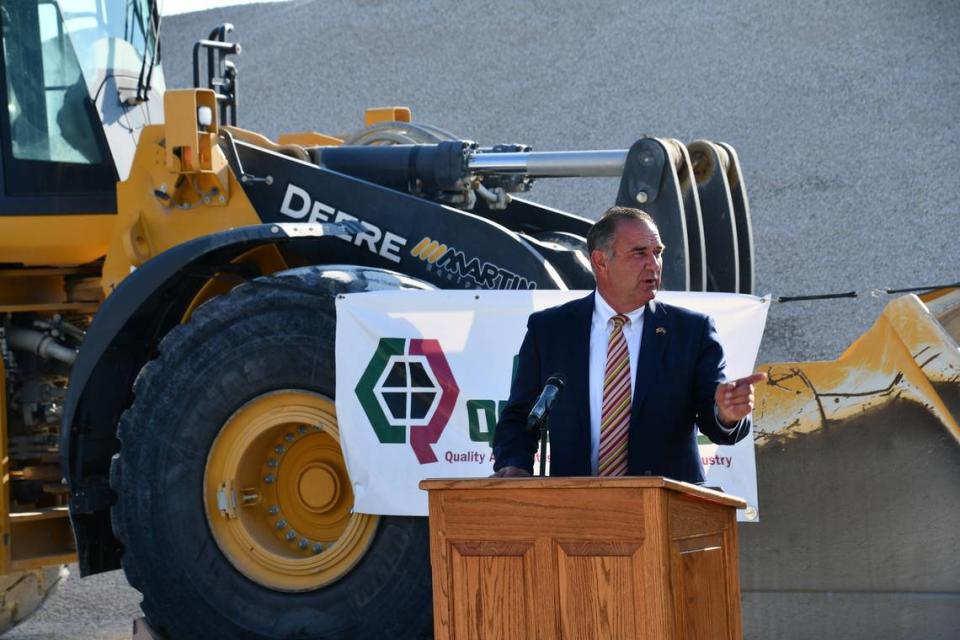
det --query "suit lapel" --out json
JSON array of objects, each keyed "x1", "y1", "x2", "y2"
[
  {"x1": 568, "y1": 294, "x2": 594, "y2": 429},
  {"x1": 633, "y1": 300, "x2": 668, "y2": 410}
]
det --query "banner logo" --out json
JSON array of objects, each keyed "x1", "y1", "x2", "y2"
[{"x1": 355, "y1": 338, "x2": 460, "y2": 464}]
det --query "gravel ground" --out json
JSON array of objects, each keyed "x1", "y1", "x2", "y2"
[
  {"x1": 9, "y1": 0, "x2": 959, "y2": 637},
  {"x1": 7, "y1": 565, "x2": 140, "y2": 639}
]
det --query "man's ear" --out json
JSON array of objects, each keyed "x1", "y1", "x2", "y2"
[{"x1": 590, "y1": 249, "x2": 607, "y2": 274}]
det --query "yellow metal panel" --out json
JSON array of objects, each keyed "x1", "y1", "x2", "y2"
[
  {"x1": 754, "y1": 293, "x2": 960, "y2": 444},
  {"x1": 0, "y1": 355, "x2": 9, "y2": 574},
  {"x1": 100, "y1": 125, "x2": 263, "y2": 295},
  {"x1": 10, "y1": 553, "x2": 76, "y2": 572},
  {"x1": 163, "y1": 90, "x2": 231, "y2": 208},
  {"x1": 277, "y1": 132, "x2": 344, "y2": 147},
  {"x1": 164, "y1": 89, "x2": 219, "y2": 173},
  {"x1": 0, "y1": 267, "x2": 101, "y2": 313},
  {"x1": 364, "y1": 107, "x2": 412, "y2": 126},
  {"x1": 0, "y1": 216, "x2": 114, "y2": 266},
  {"x1": 0, "y1": 274, "x2": 66, "y2": 308},
  {"x1": 879, "y1": 292, "x2": 960, "y2": 386},
  {"x1": 224, "y1": 126, "x2": 310, "y2": 162},
  {"x1": 922, "y1": 288, "x2": 960, "y2": 344},
  {"x1": 9, "y1": 509, "x2": 75, "y2": 570}
]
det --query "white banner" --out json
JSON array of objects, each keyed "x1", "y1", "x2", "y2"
[{"x1": 335, "y1": 291, "x2": 769, "y2": 521}]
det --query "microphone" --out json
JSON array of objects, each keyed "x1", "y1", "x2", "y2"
[{"x1": 526, "y1": 374, "x2": 566, "y2": 431}]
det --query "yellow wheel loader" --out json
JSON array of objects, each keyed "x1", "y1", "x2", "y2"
[
  {"x1": 0, "y1": 1, "x2": 955, "y2": 637},
  {"x1": 743, "y1": 289, "x2": 960, "y2": 637}
]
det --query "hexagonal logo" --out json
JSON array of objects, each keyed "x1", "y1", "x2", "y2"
[{"x1": 355, "y1": 338, "x2": 460, "y2": 464}]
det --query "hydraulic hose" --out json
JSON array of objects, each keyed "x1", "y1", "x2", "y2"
[{"x1": 6, "y1": 327, "x2": 77, "y2": 365}]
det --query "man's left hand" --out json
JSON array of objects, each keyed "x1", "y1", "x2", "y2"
[{"x1": 715, "y1": 372, "x2": 768, "y2": 426}]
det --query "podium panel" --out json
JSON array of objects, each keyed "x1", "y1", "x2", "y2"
[
  {"x1": 421, "y1": 477, "x2": 745, "y2": 640},
  {"x1": 556, "y1": 541, "x2": 643, "y2": 638},
  {"x1": 449, "y1": 542, "x2": 535, "y2": 639}
]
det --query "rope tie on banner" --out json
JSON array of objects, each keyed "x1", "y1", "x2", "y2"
[
  {"x1": 182, "y1": 268, "x2": 957, "y2": 304},
  {"x1": 776, "y1": 281, "x2": 960, "y2": 303}
]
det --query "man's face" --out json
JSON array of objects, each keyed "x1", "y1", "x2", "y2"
[{"x1": 591, "y1": 218, "x2": 664, "y2": 311}]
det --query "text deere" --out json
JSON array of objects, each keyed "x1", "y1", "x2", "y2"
[{"x1": 280, "y1": 183, "x2": 407, "y2": 263}]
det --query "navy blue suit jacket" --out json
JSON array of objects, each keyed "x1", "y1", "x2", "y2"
[{"x1": 491, "y1": 293, "x2": 751, "y2": 484}]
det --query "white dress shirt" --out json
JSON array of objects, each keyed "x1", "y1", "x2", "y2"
[{"x1": 588, "y1": 292, "x2": 645, "y2": 475}]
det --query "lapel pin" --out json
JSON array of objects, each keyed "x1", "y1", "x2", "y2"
[{"x1": 655, "y1": 327, "x2": 666, "y2": 335}]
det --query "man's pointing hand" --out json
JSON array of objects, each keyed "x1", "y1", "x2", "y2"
[{"x1": 715, "y1": 372, "x2": 767, "y2": 426}]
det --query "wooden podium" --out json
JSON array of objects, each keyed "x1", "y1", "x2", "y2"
[{"x1": 419, "y1": 477, "x2": 745, "y2": 640}]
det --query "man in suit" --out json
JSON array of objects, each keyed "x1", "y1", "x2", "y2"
[{"x1": 491, "y1": 207, "x2": 765, "y2": 482}]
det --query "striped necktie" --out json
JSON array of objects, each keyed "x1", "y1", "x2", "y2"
[{"x1": 598, "y1": 314, "x2": 631, "y2": 476}]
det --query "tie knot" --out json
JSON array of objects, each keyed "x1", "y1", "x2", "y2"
[{"x1": 611, "y1": 314, "x2": 629, "y2": 330}]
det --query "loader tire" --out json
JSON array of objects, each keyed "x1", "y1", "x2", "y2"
[
  {"x1": 0, "y1": 565, "x2": 68, "y2": 634},
  {"x1": 110, "y1": 268, "x2": 433, "y2": 640}
]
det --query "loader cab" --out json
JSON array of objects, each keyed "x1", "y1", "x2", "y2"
[{"x1": 0, "y1": 0, "x2": 164, "y2": 216}]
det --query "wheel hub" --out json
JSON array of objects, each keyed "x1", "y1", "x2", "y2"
[
  {"x1": 204, "y1": 391, "x2": 379, "y2": 592},
  {"x1": 298, "y1": 465, "x2": 338, "y2": 511}
]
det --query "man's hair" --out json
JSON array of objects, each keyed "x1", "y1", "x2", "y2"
[{"x1": 586, "y1": 207, "x2": 657, "y2": 255}]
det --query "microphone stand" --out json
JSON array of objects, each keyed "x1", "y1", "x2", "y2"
[
  {"x1": 537, "y1": 416, "x2": 549, "y2": 477},
  {"x1": 527, "y1": 373, "x2": 564, "y2": 477}
]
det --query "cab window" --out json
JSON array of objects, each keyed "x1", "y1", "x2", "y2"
[{"x1": 0, "y1": 0, "x2": 115, "y2": 201}]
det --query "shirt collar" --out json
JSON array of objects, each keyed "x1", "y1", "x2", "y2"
[{"x1": 593, "y1": 291, "x2": 646, "y2": 327}]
